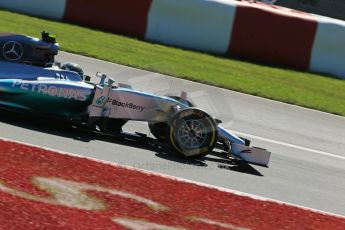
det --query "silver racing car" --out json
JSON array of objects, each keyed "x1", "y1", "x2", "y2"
[{"x1": 0, "y1": 32, "x2": 271, "y2": 166}]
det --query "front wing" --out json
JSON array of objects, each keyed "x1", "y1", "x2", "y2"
[{"x1": 218, "y1": 126, "x2": 271, "y2": 166}]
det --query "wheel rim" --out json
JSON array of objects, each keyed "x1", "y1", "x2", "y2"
[{"x1": 177, "y1": 119, "x2": 207, "y2": 149}]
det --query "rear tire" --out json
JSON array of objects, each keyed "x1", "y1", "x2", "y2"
[
  {"x1": 167, "y1": 108, "x2": 217, "y2": 159},
  {"x1": 98, "y1": 118, "x2": 127, "y2": 132}
]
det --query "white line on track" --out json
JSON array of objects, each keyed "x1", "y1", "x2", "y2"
[
  {"x1": 232, "y1": 130, "x2": 345, "y2": 160},
  {"x1": 1, "y1": 137, "x2": 344, "y2": 219}
]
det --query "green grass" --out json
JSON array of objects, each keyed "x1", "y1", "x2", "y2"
[{"x1": 1, "y1": 10, "x2": 345, "y2": 116}]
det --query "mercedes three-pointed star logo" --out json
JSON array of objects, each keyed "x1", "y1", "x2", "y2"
[{"x1": 2, "y1": 41, "x2": 24, "y2": 61}]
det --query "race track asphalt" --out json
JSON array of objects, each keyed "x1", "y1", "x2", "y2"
[{"x1": 1, "y1": 51, "x2": 344, "y2": 216}]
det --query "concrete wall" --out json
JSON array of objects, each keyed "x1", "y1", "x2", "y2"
[
  {"x1": 0, "y1": 0, "x2": 344, "y2": 79},
  {"x1": 277, "y1": 0, "x2": 345, "y2": 21}
]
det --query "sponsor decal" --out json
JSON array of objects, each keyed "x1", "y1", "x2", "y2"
[
  {"x1": 0, "y1": 140, "x2": 344, "y2": 229},
  {"x1": 2, "y1": 41, "x2": 23, "y2": 61},
  {"x1": 95, "y1": 96, "x2": 106, "y2": 105},
  {"x1": 11, "y1": 80, "x2": 89, "y2": 101},
  {"x1": 109, "y1": 98, "x2": 145, "y2": 112}
]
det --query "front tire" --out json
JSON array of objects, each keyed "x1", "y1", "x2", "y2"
[
  {"x1": 167, "y1": 108, "x2": 218, "y2": 159},
  {"x1": 148, "y1": 95, "x2": 195, "y2": 141}
]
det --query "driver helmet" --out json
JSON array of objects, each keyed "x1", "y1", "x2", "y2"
[{"x1": 61, "y1": 62, "x2": 84, "y2": 79}]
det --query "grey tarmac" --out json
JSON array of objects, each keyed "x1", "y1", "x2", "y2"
[{"x1": 0, "y1": 51, "x2": 344, "y2": 216}]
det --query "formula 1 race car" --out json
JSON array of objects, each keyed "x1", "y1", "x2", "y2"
[{"x1": 0, "y1": 32, "x2": 271, "y2": 166}]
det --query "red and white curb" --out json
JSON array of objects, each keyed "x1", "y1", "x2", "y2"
[{"x1": 0, "y1": 137, "x2": 344, "y2": 229}]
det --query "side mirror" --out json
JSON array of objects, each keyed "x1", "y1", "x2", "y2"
[
  {"x1": 96, "y1": 72, "x2": 104, "y2": 78},
  {"x1": 96, "y1": 72, "x2": 107, "y2": 85},
  {"x1": 84, "y1": 75, "x2": 91, "y2": 82},
  {"x1": 108, "y1": 78, "x2": 115, "y2": 87}
]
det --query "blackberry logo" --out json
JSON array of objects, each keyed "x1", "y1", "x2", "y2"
[
  {"x1": 112, "y1": 99, "x2": 145, "y2": 112},
  {"x1": 3, "y1": 41, "x2": 24, "y2": 61}
]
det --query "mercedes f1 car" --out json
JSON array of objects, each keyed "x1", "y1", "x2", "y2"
[{"x1": 0, "y1": 32, "x2": 271, "y2": 166}]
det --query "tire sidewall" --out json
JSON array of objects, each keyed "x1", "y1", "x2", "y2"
[{"x1": 168, "y1": 108, "x2": 217, "y2": 158}]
